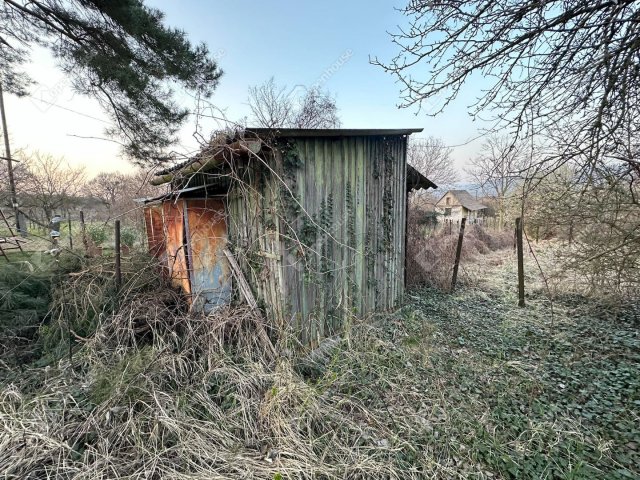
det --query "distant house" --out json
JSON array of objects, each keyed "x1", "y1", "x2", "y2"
[
  {"x1": 142, "y1": 128, "x2": 436, "y2": 344},
  {"x1": 435, "y1": 189, "x2": 487, "y2": 223}
]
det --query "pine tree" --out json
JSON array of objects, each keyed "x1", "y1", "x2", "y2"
[{"x1": 1, "y1": 0, "x2": 223, "y2": 165}]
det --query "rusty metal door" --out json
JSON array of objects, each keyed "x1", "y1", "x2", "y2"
[
  {"x1": 162, "y1": 200, "x2": 191, "y2": 294},
  {"x1": 184, "y1": 199, "x2": 231, "y2": 312}
]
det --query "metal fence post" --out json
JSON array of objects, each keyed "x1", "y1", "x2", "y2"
[
  {"x1": 451, "y1": 217, "x2": 467, "y2": 291},
  {"x1": 115, "y1": 220, "x2": 122, "y2": 291},
  {"x1": 516, "y1": 217, "x2": 525, "y2": 307}
]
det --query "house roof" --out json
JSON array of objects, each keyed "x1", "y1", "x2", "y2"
[
  {"x1": 248, "y1": 127, "x2": 424, "y2": 138},
  {"x1": 437, "y1": 190, "x2": 487, "y2": 211}
]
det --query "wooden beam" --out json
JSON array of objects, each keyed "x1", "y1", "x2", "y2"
[
  {"x1": 150, "y1": 139, "x2": 263, "y2": 186},
  {"x1": 516, "y1": 217, "x2": 525, "y2": 307},
  {"x1": 223, "y1": 248, "x2": 276, "y2": 359}
]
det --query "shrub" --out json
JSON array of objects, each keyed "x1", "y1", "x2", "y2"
[
  {"x1": 406, "y1": 219, "x2": 512, "y2": 290},
  {"x1": 0, "y1": 253, "x2": 82, "y2": 373},
  {"x1": 0, "y1": 263, "x2": 51, "y2": 368},
  {"x1": 87, "y1": 224, "x2": 108, "y2": 246},
  {"x1": 120, "y1": 227, "x2": 137, "y2": 247},
  {"x1": 41, "y1": 254, "x2": 172, "y2": 361}
]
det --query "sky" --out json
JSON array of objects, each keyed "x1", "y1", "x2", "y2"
[{"x1": 2, "y1": 0, "x2": 488, "y2": 179}]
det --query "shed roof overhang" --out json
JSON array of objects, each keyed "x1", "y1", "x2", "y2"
[
  {"x1": 151, "y1": 139, "x2": 262, "y2": 186},
  {"x1": 407, "y1": 164, "x2": 438, "y2": 191},
  {"x1": 248, "y1": 127, "x2": 424, "y2": 138}
]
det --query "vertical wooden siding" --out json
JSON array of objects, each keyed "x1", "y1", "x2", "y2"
[
  {"x1": 285, "y1": 135, "x2": 407, "y2": 343},
  {"x1": 226, "y1": 135, "x2": 408, "y2": 345},
  {"x1": 226, "y1": 163, "x2": 286, "y2": 331}
]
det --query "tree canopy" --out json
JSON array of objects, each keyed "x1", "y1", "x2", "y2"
[
  {"x1": 374, "y1": 0, "x2": 640, "y2": 173},
  {"x1": 1, "y1": 0, "x2": 222, "y2": 165},
  {"x1": 248, "y1": 77, "x2": 341, "y2": 129}
]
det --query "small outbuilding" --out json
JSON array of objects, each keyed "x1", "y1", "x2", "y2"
[
  {"x1": 143, "y1": 128, "x2": 436, "y2": 344},
  {"x1": 435, "y1": 189, "x2": 487, "y2": 224}
]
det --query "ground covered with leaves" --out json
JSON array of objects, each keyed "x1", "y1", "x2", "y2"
[
  {"x1": 0, "y1": 247, "x2": 638, "y2": 479},
  {"x1": 401, "y1": 285, "x2": 639, "y2": 477}
]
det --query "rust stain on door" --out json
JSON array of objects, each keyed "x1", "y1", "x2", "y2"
[
  {"x1": 163, "y1": 200, "x2": 191, "y2": 294},
  {"x1": 185, "y1": 199, "x2": 231, "y2": 311},
  {"x1": 144, "y1": 205, "x2": 166, "y2": 258}
]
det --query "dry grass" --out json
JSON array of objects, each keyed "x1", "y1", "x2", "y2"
[
  {"x1": 406, "y1": 221, "x2": 512, "y2": 290},
  {"x1": 0, "y1": 259, "x2": 436, "y2": 478},
  {"x1": 0, "y1": 244, "x2": 636, "y2": 479}
]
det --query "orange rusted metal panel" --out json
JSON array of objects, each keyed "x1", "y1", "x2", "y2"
[
  {"x1": 184, "y1": 198, "x2": 231, "y2": 311},
  {"x1": 143, "y1": 205, "x2": 166, "y2": 258},
  {"x1": 163, "y1": 200, "x2": 191, "y2": 294}
]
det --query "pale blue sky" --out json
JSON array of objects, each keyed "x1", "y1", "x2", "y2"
[{"x1": 3, "y1": 0, "x2": 488, "y2": 176}]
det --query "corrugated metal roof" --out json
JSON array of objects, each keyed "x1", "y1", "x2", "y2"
[
  {"x1": 437, "y1": 190, "x2": 487, "y2": 211},
  {"x1": 248, "y1": 128, "x2": 424, "y2": 137}
]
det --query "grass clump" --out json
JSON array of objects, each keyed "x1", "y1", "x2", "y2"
[
  {"x1": 89, "y1": 346, "x2": 156, "y2": 405},
  {"x1": 40, "y1": 254, "x2": 167, "y2": 361}
]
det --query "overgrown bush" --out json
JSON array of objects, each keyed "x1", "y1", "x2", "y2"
[
  {"x1": 0, "y1": 253, "x2": 84, "y2": 373},
  {"x1": 406, "y1": 219, "x2": 512, "y2": 289},
  {"x1": 120, "y1": 227, "x2": 138, "y2": 247},
  {"x1": 524, "y1": 164, "x2": 640, "y2": 298},
  {"x1": 87, "y1": 224, "x2": 108, "y2": 246},
  {"x1": 41, "y1": 254, "x2": 170, "y2": 361},
  {"x1": 0, "y1": 262, "x2": 51, "y2": 368}
]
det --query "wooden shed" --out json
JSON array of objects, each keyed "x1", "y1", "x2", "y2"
[{"x1": 143, "y1": 128, "x2": 436, "y2": 343}]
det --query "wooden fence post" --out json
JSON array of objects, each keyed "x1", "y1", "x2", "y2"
[
  {"x1": 67, "y1": 210, "x2": 73, "y2": 249},
  {"x1": 79, "y1": 210, "x2": 88, "y2": 252},
  {"x1": 115, "y1": 220, "x2": 122, "y2": 291},
  {"x1": 451, "y1": 217, "x2": 467, "y2": 291},
  {"x1": 516, "y1": 217, "x2": 525, "y2": 307}
]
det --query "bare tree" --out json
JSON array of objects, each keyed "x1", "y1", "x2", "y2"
[
  {"x1": 408, "y1": 136, "x2": 457, "y2": 188},
  {"x1": 373, "y1": 1, "x2": 640, "y2": 174},
  {"x1": 16, "y1": 151, "x2": 86, "y2": 222},
  {"x1": 85, "y1": 172, "x2": 132, "y2": 211},
  {"x1": 467, "y1": 136, "x2": 529, "y2": 228},
  {"x1": 248, "y1": 78, "x2": 340, "y2": 129},
  {"x1": 375, "y1": 1, "x2": 640, "y2": 290},
  {"x1": 0, "y1": 158, "x2": 26, "y2": 207},
  {"x1": 85, "y1": 169, "x2": 158, "y2": 224},
  {"x1": 292, "y1": 87, "x2": 341, "y2": 129},
  {"x1": 247, "y1": 77, "x2": 295, "y2": 129}
]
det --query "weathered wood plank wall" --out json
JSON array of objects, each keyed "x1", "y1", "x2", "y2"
[{"x1": 227, "y1": 134, "x2": 408, "y2": 344}]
